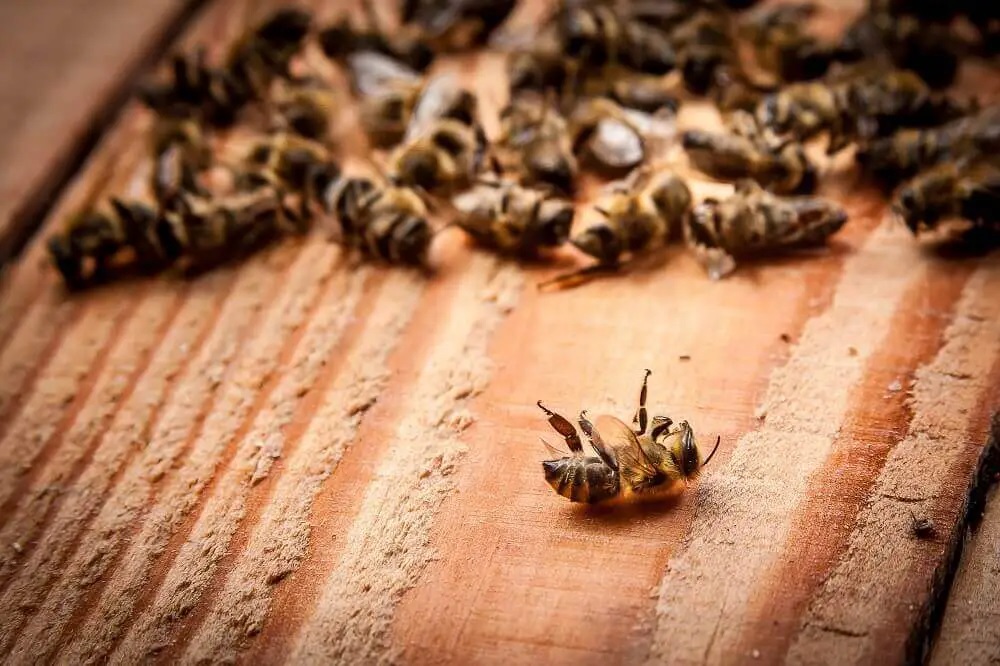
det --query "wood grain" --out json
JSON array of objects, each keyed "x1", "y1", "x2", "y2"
[
  {"x1": 0, "y1": 0, "x2": 203, "y2": 263},
  {"x1": 0, "y1": 0, "x2": 998, "y2": 664}
]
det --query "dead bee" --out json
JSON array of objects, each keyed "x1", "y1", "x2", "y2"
[
  {"x1": 857, "y1": 107, "x2": 999, "y2": 186},
  {"x1": 757, "y1": 70, "x2": 966, "y2": 152},
  {"x1": 159, "y1": 183, "x2": 303, "y2": 271},
  {"x1": 138, "y1": 8, "x2": 311, "y2": 127},
  {"x1": 150, "y1": 118, "x2": 211, "y2": 208},
  {"x1": 670, "y1": 7, "x2": 739, "y2": 96},
  {"x1": 224, "y1": 7, "x2": 313, "y2": 100},
  {"x1": 682, "y1": 112, "x2": 816, "y2": 194},
  {"x1": 741, "y1": 4, "x2": 834, "y2": 82},
  {"x1": 389, "y1": 118, "x2": 487, "y2": 193},
  {"x1": 451, "y1": 178, "x2": 574, "y2": 256},
  {"x1": 47, "y1": 198, "x2": 167, "y2": 288},
  {"x1": 388, "y1": 75, "x2": 485, "y2": 193},
  {"x1": 497, "y1": 96, "x2": 578, "y2": 193},
  {"x1": 893, "y1": 161, "x2": 1000, "y2": 237},
  {"x1": 401, "y1": 0, "x2": 518, "y2": 51},
  {"x1": 349, "y1": 52, "x2": 425, "y2": 147},
  {"x1": 541, "y1": 166, "x2": 691, "y2": 288},
  {"x1": 686, "y1": 179, "x2": 847, "y2": 279},
  {"x1": 568, "y1": 97, "x2": 652, "y2": 176},
  {"x1": 557, "y1": 3, "x2": 676, "y2": 75},
  {"x1": 538, "y1": 369, "x2": 720, "y2": 504},
  {"x1": 236, "y1": 132, "x2": 337, "y2": 202},
  {"x1": 608, "y1": 74, "x2": 679, "y2": 114},
  {"x1": 507, "y1": 48, "x2": 576, "y2": 103},
  {"x1": 319, "y1": 1, "x2": 434, "y2": 71},
  {"x1": 322, "y1": 176, "x2": 433, "y2": 265},
  {"x1": 837, "y1": 10, "x2": 959, "y2": 88},
  {"x1": 269, "y1": 76, "x2": 337, "y2": 140}
]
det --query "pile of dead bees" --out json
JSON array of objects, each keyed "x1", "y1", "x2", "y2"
[{"x1": 47, "y1": 0, "x2": 999, "y2": 289}]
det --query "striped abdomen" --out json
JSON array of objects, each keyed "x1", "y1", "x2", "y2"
[{"x1": 542, "y1": 455, "x2": 620, "y2": 503}]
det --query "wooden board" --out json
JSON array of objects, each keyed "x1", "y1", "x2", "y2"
[
  {"x1": 0, "y1": 0, "x2": 204, "y2": 264},
  {"x1": 0, "y1": 0, "x2": 998, "y2": 664}
]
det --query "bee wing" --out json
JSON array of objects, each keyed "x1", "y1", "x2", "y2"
[
  {"x1": 622, "y1": 108, "x2": 676, "y2": 160},
  {"x1": 405, "y1": 73, "x2": 462, "y2": 141},
  {"x1": 589, "y1": 119, "x2": 645, "y2": 171},
  {"x1": 348, "y1": 52, "x2": 421, "y2": 98},
  {"x1": 594, "y1": 415, "x2": 659, "y2": 488}
]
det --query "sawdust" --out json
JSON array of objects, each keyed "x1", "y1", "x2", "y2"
[
  {"x1": 0, "y1": 289, "x2": 140, "y2": 506},
  {"x1": 786, "y1": 261, "x2": 1000, "y2": 664},
  {"x1": 290, "y1": 257, "x2": 523, "y2": 664},
  {"x1": 0, "y1": 244, "x2": 298, "y2": 660},
  {"x1": 107, "y1": 256, "x2": 368, "y2": 662},
  {"x1": 183, "y1": 272, "x2": 425, "y2": 663},
  {"x1": 646, "y1": 222, "x2": 929, "y2": 664},
  {"x1": 53, "y1": 241, "x2": 338, "y2": 664},
  {"x1": 0, "y1": 285, "x2": 184, "y2": 584},
  {"x1": 0, "y1": 271, "x2": 231, "y2": 619}
]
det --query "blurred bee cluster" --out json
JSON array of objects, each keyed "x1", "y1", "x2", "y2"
[{"x1": 47, "y1": 0, "x2": 998, "y2": 290}]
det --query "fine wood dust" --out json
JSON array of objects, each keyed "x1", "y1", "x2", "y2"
[
  {"x1": 183, "y1": 272, "x2": 426, "y2": 663},
  {"x1": 1, "y1": 243, "x2": 299, "y2": 660},
  {"x1": 0, "y1": 270, "x2": 233, "y2": 623},
  {"x1": 645, "y1": 221, "x2": 929, "y2": 664},
  {"x1": 291, "y1": 257, "x2": 523, "y2": 664},
  {"x1": 106, "y1": 257, "x2": 369, "y2": 662},
  {"x1": 787, "y1": 261, "x2": 1000, "y2": 664},
  {"x1": 0, "y1": 284, "x2": 184, "y2": 584},
  {"x1": 53, "y1": 241, "x2": 340, "y2": 664},
  {"x1": 0, "y1": 288, "x2": 142, "y2": 506}
]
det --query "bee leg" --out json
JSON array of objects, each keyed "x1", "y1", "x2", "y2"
[
  {"x1": 537, "y1": 401, "x2": 582, "y2": 452},
  {"x1": 632, "y1": 368, "x2": 651, "y2": 434},
  {"x1": 578, "y1": 410, "x2": 618, "y2": 471}
]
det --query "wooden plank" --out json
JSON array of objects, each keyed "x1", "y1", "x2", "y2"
[
  {"x1": 0, "y1": 0, "x2": 204, "y2": 263},
  {"x1": 929, "y1": 416, "x2": 1000, "y2": 666},
  {"x1": 0, "y1": 0, "x2": 997, "y2": 664}
]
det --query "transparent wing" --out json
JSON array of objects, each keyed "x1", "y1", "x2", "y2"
[
  {"x1": 406, "y1": 73, "x2": 462, "y2": 141},
  {"x1": 348, "y1": 52, "x2": 421, "y2": 98},
  {"x1": 594, "y1": 415, "x2": 658, "y2": 489}
]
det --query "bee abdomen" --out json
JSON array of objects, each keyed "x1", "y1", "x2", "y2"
[{"x1": 542, "y1": 456, "x2": 619, "y2": 504}]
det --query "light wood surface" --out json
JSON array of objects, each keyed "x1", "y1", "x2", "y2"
[{"x1": 0, "y1": 1, "x2": 997, "y2": 664}]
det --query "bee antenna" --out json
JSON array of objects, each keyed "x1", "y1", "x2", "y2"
[
  {"x1": 593, "y1": 206, "x2": 611, "y2": 218},
  {"x1": 702, "y1": 435, "x2": 721, "y2": 467}
]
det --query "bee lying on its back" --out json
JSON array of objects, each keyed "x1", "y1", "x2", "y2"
[{"x1": 539, "y1": 370, "x2": 720, "y2": 504}]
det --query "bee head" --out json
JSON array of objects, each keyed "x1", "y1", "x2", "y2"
[
  {"x1": 854, "y1": 137, "x2": 899, "y2": 178},
  {"x1": 797, "y1": 200, "x2": 848, "y2": 238},
  {"x1": 536, "y1": 201, "x2": 574, "y2": 247},
  {"x1": 47, "y1": 235, "x2": 84, "y2": 289},
  {"x1": 893, "y1": 185, "x2": 923, "y2": 234},
  {"x1": 398, "y1": 150, "x2": 442, "y2": 191},
  {"x1": 561, "y1": 10, "x2": 599, "y2": 60},
  {"x1": 527, "y1": 150, "x2": 577, "y2": 195},
  {"x1": 571, "y1": 223, "x2": 620, "y2": 265},
  {"x1": 681, "y1": 48, "x2": 723, "y2": 95},
  {"x1": 394, "y1": 215, "x2": 432, "y2": 266},
  {"x1": 662, "y1": 421, "x2": 706, "y2": 480},
  {"x1": 255, "y1": 8, "x2": 311, "y2": 49},
  {"x1": 649, "y1": 176, "x2": 692, "y2": 223}
]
